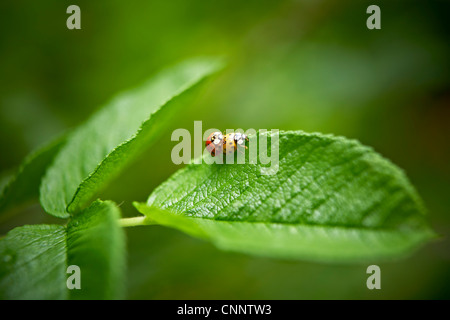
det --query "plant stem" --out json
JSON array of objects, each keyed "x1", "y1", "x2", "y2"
[{"x1": 119, "y1": 216, "x2": 147, "y2": 228}]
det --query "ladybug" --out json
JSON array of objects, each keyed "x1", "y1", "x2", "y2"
[
  {"x1": 205, "y1": 131, "x2": 224, "y2": 156},
  {"x1": 223, "y1": 133, "x2": 248, "y2": 155},
  {"x1": 205, "y1": 131, "x2": 248, "y2": 156}
]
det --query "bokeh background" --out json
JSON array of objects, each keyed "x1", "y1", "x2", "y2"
[{"x1": 0, "y1": 0, "x2": 449, "y2": 299}]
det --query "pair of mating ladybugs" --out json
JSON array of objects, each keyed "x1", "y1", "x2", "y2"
[{"x1": 205, "y1": 132, "x2": 248, "y2": 156}]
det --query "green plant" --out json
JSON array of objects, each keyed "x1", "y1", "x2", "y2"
[{"x1": 0, "y1": 57, "x2": 435, "y2": 299}]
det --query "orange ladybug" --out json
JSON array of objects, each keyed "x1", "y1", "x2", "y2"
[
  {"x1": 205, "y1": 131, "x2": 248, "y2": 156},
  {"x1": 223, "y1": 133, "x2": 248, "y2": 155}
]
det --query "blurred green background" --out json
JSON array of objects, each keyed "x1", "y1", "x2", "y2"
[{"x1": 0, "y1": 0, "x2": 449, "y2": 299}]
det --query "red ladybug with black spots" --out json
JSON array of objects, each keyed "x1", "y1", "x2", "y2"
[{"x1": 205, "y1": 131, "x2": 223, "y2": 157}]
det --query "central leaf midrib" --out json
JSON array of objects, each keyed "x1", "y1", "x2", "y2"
[{"x1": 158, "y1": 207, "x2": 427, "y2": 234}]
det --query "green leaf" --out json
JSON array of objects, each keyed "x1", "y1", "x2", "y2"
[
  {"x1": 0, "y1": 134, "x2": 66, "y2": 221},
  {"x1": 135, "y1": 130, "x2": 435, "y2": 263},
  {"x1": 40, "y1": 57, "x2": 224, "y2": 218},
  {"x1": 0, "y1": 200, "x2": 125, "y2": 299},
  {"x1": 0, "y1": 225, "x2": 67, "y2": 299},
  {"x1": 66, "y1": 200, "x2": 126, "y2": 300}
]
